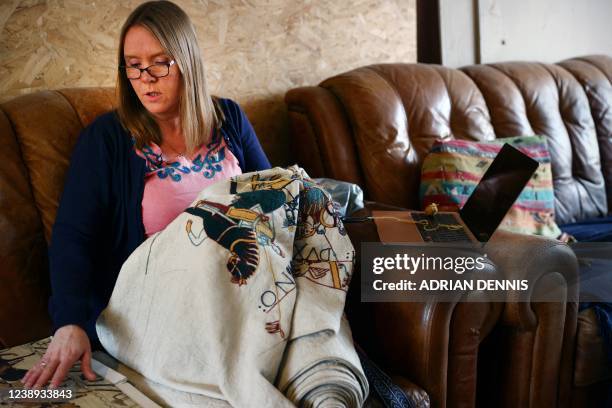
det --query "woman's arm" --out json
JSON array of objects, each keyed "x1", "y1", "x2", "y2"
[
  {"x1": 49, "y1": 122, "x2": 111, "y2": 331},
  {"x1": 24, "y1": 120, "x2": 112, "y2": 388}
]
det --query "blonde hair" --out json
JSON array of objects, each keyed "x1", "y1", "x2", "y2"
[{"x1": 116, "y1": 0, "x2": 223, "y2": 154}]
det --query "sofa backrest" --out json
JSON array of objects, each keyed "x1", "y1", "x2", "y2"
[
  {"x1": 557, "y1": 57, "x2": 612, "y2": 216},
  {"x1": 461, "y1": 59, "x2": 610, "y2": 225},
  {"x1": 318, "y1": 63, "x2": 497, "y2": 210},
  {"x1": 286, "y1": 55, "x2": 612, "y2": 225}
]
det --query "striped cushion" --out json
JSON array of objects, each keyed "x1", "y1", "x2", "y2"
[{"x1": 420, "y1": 136, "x2": 561, "y2": 238}]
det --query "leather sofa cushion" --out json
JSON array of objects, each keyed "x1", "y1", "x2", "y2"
[
  {"x1": 461, "y1": 63, "x2": 607, "y2": 225},
  {"x1": 318, "y1": 60, "x2": 609, "y2": 226},
  {"x1": 0, "y1": 89, "x2": 115, "y2": 243},
  {"x1": 0, "y1": 109, "x2": 51, "y2": 347},
  {"x1": 320, "y1": 64, "x2": 495, "y2": 210},
  {"x1": 559, "y1": 57, "x2": 612, "y2": 214}
]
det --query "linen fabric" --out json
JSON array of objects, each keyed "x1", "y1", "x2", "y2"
[
  {"x1": 420, "y1": 136, "x2": 562, "y2": 238},
  {"x1": 96, "y1": 166, "x2": 368, "y2": 407},
  {"x1": 48, "y1": 98, "x2": 271, "y2": 344}
]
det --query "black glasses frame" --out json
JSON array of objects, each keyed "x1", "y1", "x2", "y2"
[{"x1": 120, "y1": 60, "x2": 176, "y2": 79}]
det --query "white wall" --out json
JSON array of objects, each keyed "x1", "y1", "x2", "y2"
[
  {"x1": 439, "y1": 0, "x2": 612, "y2": 67},
  {"x1": 479, "y1": 0, "x2": 612, "y2": 63},
  {"x1": 439, "y1": 0, "x2": 478, "y2": 67}
]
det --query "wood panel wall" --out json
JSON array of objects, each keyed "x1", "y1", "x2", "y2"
[{"x1": 0, "y1": 0, "x2": 416, "y2": 165}]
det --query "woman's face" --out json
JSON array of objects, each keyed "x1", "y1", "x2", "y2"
[{"x1": 123, "y1": 25, "x2": 182, "y2": 120}]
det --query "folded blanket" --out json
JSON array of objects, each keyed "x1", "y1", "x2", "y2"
[{"x1": 96, "y1": 166, "x2": 368, "y2": 407}]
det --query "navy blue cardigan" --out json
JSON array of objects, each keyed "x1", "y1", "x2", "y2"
[{"x1": 48, "y1": 98, "x2": 271, "y2": 344}]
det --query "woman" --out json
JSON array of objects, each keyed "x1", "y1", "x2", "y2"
[{"x1": 22, "y1": 0, "x2": 270, "y2": 389}]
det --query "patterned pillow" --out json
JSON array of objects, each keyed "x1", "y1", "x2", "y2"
[{"x1": 420, "y1": 136, "x2": 561, "y2": 238}]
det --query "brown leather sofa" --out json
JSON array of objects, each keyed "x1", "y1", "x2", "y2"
[
  {"x1": 0, "y1": 86, "x2": 503, "y2": 408},
  {"x1": 0, "y1": 56, "x2": 607, "y2": 408},
  {"x1": 286, "y1": 55, "x2": 612, "y2": 407},
  {"x1": 0, "y1": 87, "x2": 438, "y2": 407}
]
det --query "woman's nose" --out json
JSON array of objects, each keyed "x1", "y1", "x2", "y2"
[{"x1": 140, "y1": 70, "x2": 157, "y2": 83}]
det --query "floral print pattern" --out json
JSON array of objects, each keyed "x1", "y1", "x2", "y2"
[{"x1": 135, "y1": 134, "x2": 228, "y2": 182}]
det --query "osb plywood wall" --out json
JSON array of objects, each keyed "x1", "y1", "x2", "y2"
[{"x1": 0, "y1": 0, "x2": 416, "y2": 165}]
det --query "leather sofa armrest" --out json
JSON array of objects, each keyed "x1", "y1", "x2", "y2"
[
  {"x1": 481, "y1": 229, "x2": 579, "y2": 407},
  {"x1": 390, "y1": 375, "x2": 431, "y2": 408},
  {"x1": 344, "y1": 203, "x2": 502, "y2": 407},
  {"x1": 487, "y1": 229, "x2": 579, "y2": 314}
]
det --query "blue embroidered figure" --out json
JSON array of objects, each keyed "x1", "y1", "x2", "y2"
[
  {"x1": 138, "y1": 135, "x2": 228, "y2": 182},
  {"x1": 191, "y1": 136, "x2": 226, "y2": 179}
]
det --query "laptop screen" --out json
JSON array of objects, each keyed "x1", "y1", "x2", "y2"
[{"x1": 459, "y1": 143, "x2": 539, "y2": 242}]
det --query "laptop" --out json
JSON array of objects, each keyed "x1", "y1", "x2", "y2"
[{"x1": 369, "y1": 143, "x2": 539, "y2": 243}]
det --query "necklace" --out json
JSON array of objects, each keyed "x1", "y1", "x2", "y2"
[
  {"x1": 162, "y1": 151, "x2": 185, "y2": 161},
  {"x1": 161, "y1": 140, "x2": 186, "y2": 162}
]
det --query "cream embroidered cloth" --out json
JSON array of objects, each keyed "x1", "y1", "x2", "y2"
[{"x1": 96, "y1": 166, "x2": 368, "y2": 407}]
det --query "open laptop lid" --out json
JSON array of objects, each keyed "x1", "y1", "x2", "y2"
[{"x1": 459, "y1": 143, "x2": 539, "y2": 242}]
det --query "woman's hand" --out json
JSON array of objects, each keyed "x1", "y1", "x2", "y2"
[{"x1": 21, "y1": 324, "x2": 97, "y2": 389}]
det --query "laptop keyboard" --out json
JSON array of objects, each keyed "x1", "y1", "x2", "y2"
[{"x1": 410, "y1": 212, "x2": 472, "y2": 242}]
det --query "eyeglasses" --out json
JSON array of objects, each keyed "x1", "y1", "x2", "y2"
[{"x1": 121, "y1": 60, "x2": 176, "y2": 79}]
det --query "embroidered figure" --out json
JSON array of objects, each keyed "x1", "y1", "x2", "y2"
[{"x1": 184, "y1": 190, "x2": 287, "y2": 285}]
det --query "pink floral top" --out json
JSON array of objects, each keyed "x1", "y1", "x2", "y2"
[{"x1": 134, "y1": 135, "x2": 242, "y2": 237}]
